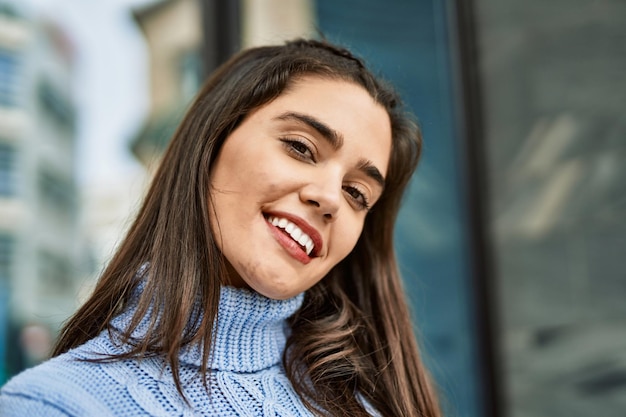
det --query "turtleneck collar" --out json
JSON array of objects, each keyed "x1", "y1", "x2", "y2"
[
  {"x1": 179, "y1": 286, "x2": 304, "y2": 372},
  {"x1": 110, "y1": 284, "x2": 304, "y2": 373}
]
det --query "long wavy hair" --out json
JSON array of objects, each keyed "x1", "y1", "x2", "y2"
[{"x1": 53, "y1": 39, "x2": 440, "y2": 417}]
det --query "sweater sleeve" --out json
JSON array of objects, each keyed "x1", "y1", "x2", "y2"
[
  {"x1": 0, "y1": 357, "x2": 115, "y2": 417},
  {"x1": 0, "y1": 391, "x2": 72, "y2": 417}
]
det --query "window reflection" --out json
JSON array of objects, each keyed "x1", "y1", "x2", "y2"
[{"x1": 473, "y1": 0, "x2": 626, "y2": 415}]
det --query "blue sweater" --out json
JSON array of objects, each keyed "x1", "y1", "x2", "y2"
[{"x1": 0, "y1": 286, "x2": 314, "y2": 416}]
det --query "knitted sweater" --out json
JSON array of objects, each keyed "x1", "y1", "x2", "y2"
[{"x1": 0, "y1": 286, "x2": 314, "y2": 416}]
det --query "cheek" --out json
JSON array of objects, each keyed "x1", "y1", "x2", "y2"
[{"x1": 332, "y1": 219, "x2": 365, "y2": 260}]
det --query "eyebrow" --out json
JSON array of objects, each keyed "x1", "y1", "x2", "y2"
[
  {"x1": 275, "y1": 111, "x2": 386, "y2": 188},
  {"x1": 358, "y1": 159, "x2": 386, "y2": 188},
  {"x1": 276, "y1": 111, "x2": 343, "y2": 150}
]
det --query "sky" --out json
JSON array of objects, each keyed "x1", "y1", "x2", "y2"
[{"x1": 21, "y1": 0, "x2": 157, "y2": 186}]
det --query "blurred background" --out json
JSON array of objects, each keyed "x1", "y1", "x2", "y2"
[{"x1": 0, "y1": 0, "x2": 624, "y2": 416}]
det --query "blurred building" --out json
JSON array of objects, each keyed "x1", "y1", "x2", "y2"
[
  {"x1": 130, "y1": 0, "x2": 313, "y2": 169},
  {"x1": 0, "y1": 3, "x2": 86, "y2": 381},
  {"x1": 131, "y1": 0, "x2": 204, "y2": 169}
]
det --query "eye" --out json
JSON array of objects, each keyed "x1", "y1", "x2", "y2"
[
  {"x1": 280, "y1": 138, "x2": 316, "y2": 162},
  {"x1": 343, "y1": 185, "x2": 371, "y2": 211}
]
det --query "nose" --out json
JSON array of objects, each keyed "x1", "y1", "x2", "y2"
[{"x1": 299, "y1": 177, "x2": 341, "y2": 221}]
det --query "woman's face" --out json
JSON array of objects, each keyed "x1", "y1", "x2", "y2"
[{"x1": 209, "y1": 76, "x2": 392, "y2": 300}]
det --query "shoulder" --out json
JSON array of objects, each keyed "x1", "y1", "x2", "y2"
[{"x1": 0, "y1": 352, "x2": 114, "y2": 417}]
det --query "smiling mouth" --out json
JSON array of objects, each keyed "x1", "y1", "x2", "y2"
[{"x1": 266, "y1": 215, "x2": 315, "y2": 256}]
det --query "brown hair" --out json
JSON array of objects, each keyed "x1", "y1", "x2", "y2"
[{"x1": 53, "y1": 39, "x2": 440, "y2": 417}]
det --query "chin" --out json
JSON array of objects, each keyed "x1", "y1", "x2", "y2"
[
  {"x1": 251, "y1": 281, "x2": 301, "y2": 300},
  {"x1": 244, "y1": 272, "x2": 309, "y2": 300}
]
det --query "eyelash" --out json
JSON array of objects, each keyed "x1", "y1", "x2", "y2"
[
  {"x1": 343, "y1": 185, "x2": 371, "y2": 211},
  {"x1": 280, "y1": 137, "x2": 371, "y2": 211},
  {"x1": 280, "y1": 137, "x2": 316, "y2": 162}
]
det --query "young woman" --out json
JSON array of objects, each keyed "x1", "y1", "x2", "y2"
[{"x1": 0, "y1": 39, "x2": 441, "y2": 416}]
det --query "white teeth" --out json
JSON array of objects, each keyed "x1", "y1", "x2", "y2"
[
  {"x1": 299, "y1": 235, "x2": 313, "y2": 256},
  {"x1": 267, "y1": 216, "x2": 315, "y2": 256},
  {"x1": 305, "y1": 241, "x2": 313, "y2": 255}
]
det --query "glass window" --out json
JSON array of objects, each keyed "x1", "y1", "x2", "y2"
[
  {"x1": 0, "y1": 233, "x2": 13, "y2": 283},
  {"x1": 0, "y1": 49, "x2": 21, "y2": 108},
  {"x1": 0, "y1": 143, "x2": 16, "y2": 197},
  {"x1": 37, "y1": 79, "x2": 75, "y2": 132},
  {"x1": 472, "y1": 0, "x2": 626, "y2": 415},
  {"x1": 179, "y1": 49, "x2": 202, "y2": 103},
  {"x1": 37, "y1": 249, "x2": 72, "y2": 295},
  {"x1": 37, "y1": 167, "x2": 75, "y2": 217}
]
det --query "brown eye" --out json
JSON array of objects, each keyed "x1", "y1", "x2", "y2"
[
  {"x1": 280, "y1": 138, "x2": 315, "y2": 162},
  {"x1": 290, "y1": 141, "x2": 309, "y2": 155},
  {"x1": 343, "y1": 185, "x2": 370, "y2": 211}
]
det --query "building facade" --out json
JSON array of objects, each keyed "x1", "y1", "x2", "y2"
[{"x1": 0, "y1": 3, "x2": 85, "y2": 382}]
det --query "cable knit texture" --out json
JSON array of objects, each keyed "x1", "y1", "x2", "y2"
[{"x1": 0, "y1": 286, "x2": 314, "y2": 416}]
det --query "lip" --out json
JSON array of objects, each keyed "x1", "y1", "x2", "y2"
[{"x1": 264, "y1": 211, "x2": 323, "y2": 261}]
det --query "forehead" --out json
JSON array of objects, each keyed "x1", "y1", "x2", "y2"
[{"x1": 251, "y1": 76, "x2": 393, "y2": 174}]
